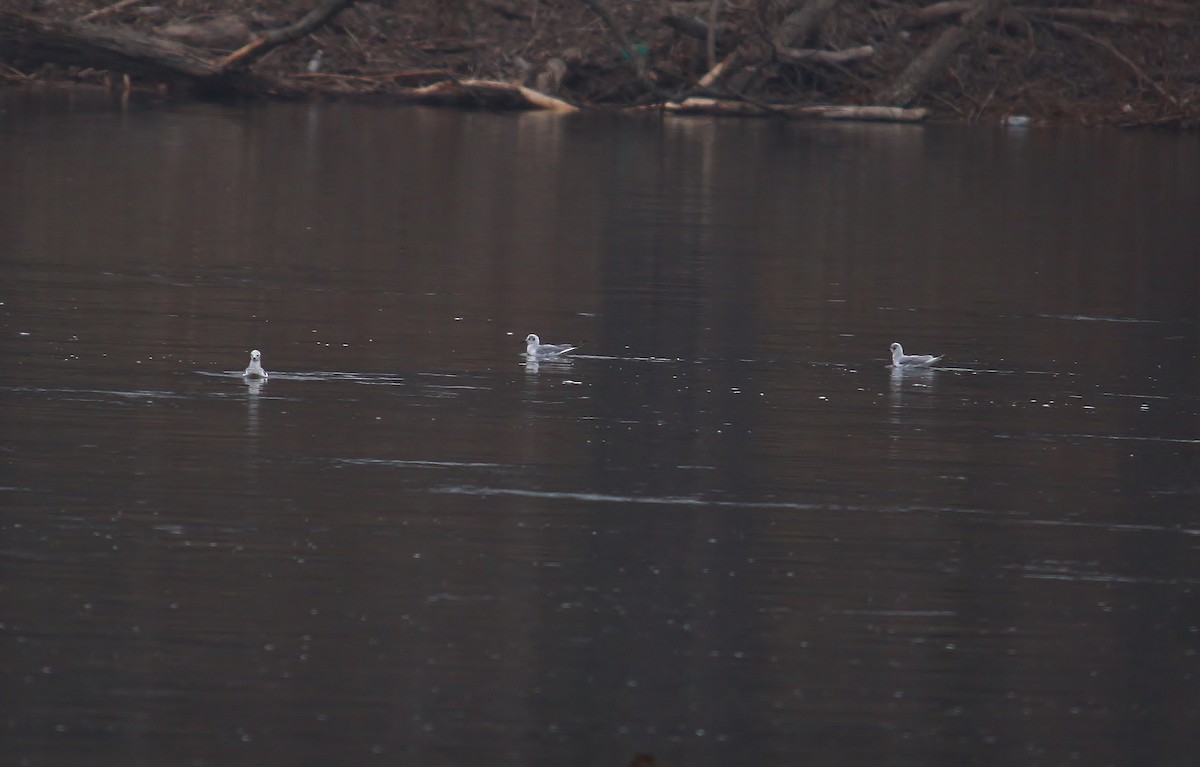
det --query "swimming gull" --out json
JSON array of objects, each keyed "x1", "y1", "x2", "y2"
[
  {"x1": 243, "y1": 349, "x2": 268, "y2": 379},
  {"x1": 890, "y1": 342, "x2": 943, "y2": 368},
  {"x1": 525, "y1": 333, "x2": 576, "y2": 360}
]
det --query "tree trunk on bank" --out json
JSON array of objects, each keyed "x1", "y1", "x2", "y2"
[
  {"x1": 876, "y1": 0, "x2": 1008, "y2": 107},
  {"x1": 773, "y1": 0, "x2": 848, "y2": 49},
  {"x1": 0, "y1": 0, "x2": 355, "y2": 97}
]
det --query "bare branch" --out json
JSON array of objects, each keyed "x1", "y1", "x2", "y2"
[
  {"x1": 776, "y1": 45, "x2": 874, "y2": 65},
  {"x1": 77, "y1": 0, "x2": 139, "y2": 24},
  {"x1": 1045, "y1": 20, "x2": 1176, "y2": 104},
  {"x1": 218, "y1": 0, "x2": 357, "y2": 70}
]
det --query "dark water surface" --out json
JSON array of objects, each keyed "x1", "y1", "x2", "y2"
[{"x1": 2, "y1": 89, "x2": 1198, "y2": 767}]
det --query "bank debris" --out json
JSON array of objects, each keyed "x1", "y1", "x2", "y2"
[{"x1": 2, "y1": 0, "x2": 1198, "y2": 128}]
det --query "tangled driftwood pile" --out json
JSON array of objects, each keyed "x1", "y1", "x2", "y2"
[{"x1": 1, "y1": 0, "x2": 1197, "y2": 127}]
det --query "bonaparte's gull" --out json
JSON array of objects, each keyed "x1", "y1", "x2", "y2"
[
  {"x1": 243, "y1": 349, "x2": 268, "y2": 379},
  {"x1": 525, "y1": 333, "x2": 576, "y2": 360},
  {"x1": 890, "y1": 342, "x2": 943, "y2": 368}
]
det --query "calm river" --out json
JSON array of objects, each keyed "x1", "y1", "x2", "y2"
[{"x1": 1, "y1": 88, "x2": 1198, "y2": 767}]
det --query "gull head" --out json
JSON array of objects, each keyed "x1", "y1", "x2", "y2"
[
  {"x1": 250, "y1": 349, "x2": 262, "y2": 362},
  {"x1": 525, "y1": 334, "x2": 540, "y2": 346}
]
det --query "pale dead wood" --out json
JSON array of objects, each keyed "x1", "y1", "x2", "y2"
[
  {"x1": 1, "y1": 61, "x2": 32, "y2": 82},
  {"x1": 294, "y1": 69, "x2": 452, "y2": 84},
  {"x1": 406, "y1": 79, "x2": 578, "y2": 113},
  {"x1": 776, "y1": 44, "x2": 874, "y2": 65},
  {"x1": 786, "y1": 104, "x2": 929, "y2": 122},
  {"x1": 876, "y1": 0, "x2": 1008, "y2": 107},
  {"x1": 657, "y1": 96, "x2": 771, "y2": 116},
  {"x1": 77, "y1": 0, "x2": 140, "y2": 24},
  {"x1": 371, "y1": 69, "x2": 457, "y2": 82},
  {"x1": 515, "y1": 84, "x2": 580, "y2": 113},
  {"x1": 698, "y1": 51, "x2": 736, "y2": 88},
  {"x1": 649, "y1": 97, "x2": 927, "y2": 123}
]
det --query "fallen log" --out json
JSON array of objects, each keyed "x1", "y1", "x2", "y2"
[
  {"x1": 402, "y1": 79, "x2": 579, "y2": 113},
  {"x1": 776, "y1": 44, "x2": 875, "y2": 65},
  {"x1": 785, "y1": 104, "x2": 929, "y2": 122},
  {"x1": 0, "y1": 1, "x2": 356, "y2": 97},
  {"x1": 0, "y1": 9, "x2": 224, "y2": 83},
  {"x1": 656, "y1": 96, "x2": 767, "y2": 116},
  {"x1": 644, "y1": 96, "x2": 927, "y2": 122}
]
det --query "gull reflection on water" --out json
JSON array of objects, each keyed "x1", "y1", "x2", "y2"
[
  {"x1": 888, "y1": 363, "x2": 938, "y2": 405},
  {"x1": 244, "y1": 376, "x2": 264, "y2": 437},
  {"x1": 524, "y1": 357, "x2": 574, "y2": 375}
]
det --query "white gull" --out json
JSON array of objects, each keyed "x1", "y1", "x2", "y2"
[
  {"x1": 525, "y1": 333, "x2": 576, "y2": 360},
  {"x1": 243, "y1": 349, "x2": 268, "y2": 379},
  {"x1": 890, "y1": 342, "x2": 943, "y2": 368}
]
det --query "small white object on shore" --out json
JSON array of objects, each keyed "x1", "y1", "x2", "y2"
[{"x1": 307, "y1": 49, "x2": 323, "y2": 73}]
